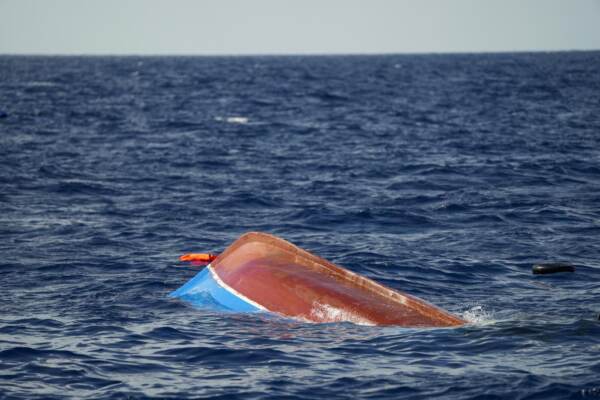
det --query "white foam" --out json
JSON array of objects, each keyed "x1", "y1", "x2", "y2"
[
  {"x1": 461, "y1": 304, "x2": 495, "y2": 325},
  {"x1": 309, "y1": 302, "x2": 375, "y2": 326},
  {"x1": 24, "y1": 81, "x2": 56, "y2": 87},
  {"x1": 225, "y1": 116, "x2": 249, "y2": 124}
]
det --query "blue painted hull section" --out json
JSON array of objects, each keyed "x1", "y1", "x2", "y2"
[{"x1": 169, "y1": 267, "x2": 261, "y2": 313}]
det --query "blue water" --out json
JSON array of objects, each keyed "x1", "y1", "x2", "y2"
[{"x1": 1, "y1": 53, "x2": 600, "y2": 399}]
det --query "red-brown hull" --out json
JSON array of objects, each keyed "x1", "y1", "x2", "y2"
[{"x1": 211, "y1": 232, "x2": 465, "y2": 327}]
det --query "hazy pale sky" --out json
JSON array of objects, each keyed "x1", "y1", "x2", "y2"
[{"x1": 1, "y1": 0, "x2": 599, "y2": 55}]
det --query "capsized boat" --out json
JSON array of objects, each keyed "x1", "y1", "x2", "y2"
[{"x1": 170, "y1": 232, "x2": 465, "y2": 327}]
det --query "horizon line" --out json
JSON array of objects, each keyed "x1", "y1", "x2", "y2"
[{"x1": 1, "y1": 48, "x2": 599, "y2": 58}]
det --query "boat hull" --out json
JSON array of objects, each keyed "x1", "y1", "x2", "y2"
[{"x1": 171, "y1": 232, "x2": 465, "y2": 327}]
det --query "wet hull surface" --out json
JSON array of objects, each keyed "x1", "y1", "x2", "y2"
[{"x1": 171, "y1": 232, "x2": 465, "y2": 327}]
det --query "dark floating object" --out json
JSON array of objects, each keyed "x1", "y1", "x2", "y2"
[
  {"x1": 532, "y1": 262, "x2": 576, "y2": 275},
  {"x1": 0, "y1": 111, "x2": 8, "y2": 119}
]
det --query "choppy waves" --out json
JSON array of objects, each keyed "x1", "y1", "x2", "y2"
[{"x1": 1, "y1": 53, "x2": 600, "y2": 399}]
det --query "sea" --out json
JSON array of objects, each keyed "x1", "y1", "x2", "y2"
[{"x1": 1, "y1": 52, "x2": 599, "y2": 399}]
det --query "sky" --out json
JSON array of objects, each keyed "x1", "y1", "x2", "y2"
[{"x1": 1, "y1": 0, "x2": 599, "y2": 55}]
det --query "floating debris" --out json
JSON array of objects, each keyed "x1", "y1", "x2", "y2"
[{"x1": 532, "y1": 262, "x2": 576, "y2": 275}]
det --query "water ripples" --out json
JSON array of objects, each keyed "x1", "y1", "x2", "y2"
[{"x1": 1, "y1": 53, "x2": 600, "y2": 399}]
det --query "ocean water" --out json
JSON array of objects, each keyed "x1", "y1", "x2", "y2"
[{"x1": 1, "y1": 53, "x2": 599, "y2": 399}]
